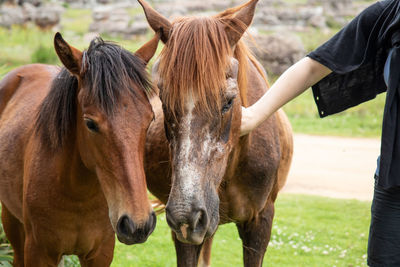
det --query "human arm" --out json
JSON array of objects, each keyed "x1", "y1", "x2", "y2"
[{"x1": 240, "y1": 56, "x2": 332, "y2": 136}]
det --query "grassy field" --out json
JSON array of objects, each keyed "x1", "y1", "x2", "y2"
[
  {"x1": 1, "y1": 194, "x2": 369, "y2": 266},
  {"x1": 109, "y1": 194, "x2": 370, "y2": 267},
  {"x1": 1, "y1": 194, "x2": 371, "y2": 267},
  {"x1": 282, "y1": 90, "x2": 385, "y2": 138}
]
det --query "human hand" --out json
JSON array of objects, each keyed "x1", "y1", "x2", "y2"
[{"x1": 240, "y1": 106, "x2": 257, "y2": 136}]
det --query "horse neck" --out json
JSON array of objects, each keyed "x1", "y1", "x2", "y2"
[
  {"x1": 248, "y1": 58, "x2": 269, "y2": 102},
  {"x1": 226, "y1": 53, "x2": 267, "y2": 172},
  {"x1": 55, "y1": 139, "x2": 101, "y2": 199},
  {"x1": 235, "y1": 42, "x2": 269, "y2": 106}
]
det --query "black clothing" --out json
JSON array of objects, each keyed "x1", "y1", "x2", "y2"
[
  {"x1": 308, "y1": 0, "x2": 400, "y2": 188},
  {"x1": 368, "y1": 181, "x2": 400, "y2": 266}
]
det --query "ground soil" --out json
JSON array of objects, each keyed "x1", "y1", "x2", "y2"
[{"x1": 282, "y1": 134, "x2": 380, "y2": 201}]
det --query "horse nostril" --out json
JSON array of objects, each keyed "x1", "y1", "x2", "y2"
[
  {"x1": 146, "y1": 211, "x2": 157, "y2": 235},
  {"x1": 191, "y1": 208, "x2": 208, "y2": 231},
  {"x1": 165, "y1": 205, "x2": 179, "y2": 230},
  {"x1": 117, "y1": 215, "x2": 135, "y2": 237},
  {"x1": 165, "y1": 208, "x2": 179, "y2": 231}
]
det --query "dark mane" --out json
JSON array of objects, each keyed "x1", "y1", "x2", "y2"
[{"x1": 35, "y1": 37, "x2": 153, "y2": 149}]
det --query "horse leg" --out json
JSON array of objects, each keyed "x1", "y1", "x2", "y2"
[
  {"x1": 1, "y1": 204, "x2": 25, "y2": 267},
  {"x1": 24, "y1": 235, "x2": 61, "y2": 267},
  {"x1": 198, "y1": 235, "x2": 214, "y2": 267},
  {"x1": 236, "y1": 201, "x2": 275, "y2": 267},
  {"x1": 172, "y1": 231, "x2": 204, "y2": 267},
  {"x1": 79, "y1": 235, "x2": 115, "y2": 267}
]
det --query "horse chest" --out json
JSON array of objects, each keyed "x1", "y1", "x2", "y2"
[
  {"x1": 33, "y1": 218, "x2": 112, "y2": 256},
  {"x1": 219, "y1": 175, "x2": 274, "y2": 223},
  {"x1": 25, "y1": 184, "x2": 112, "y2": 253}
]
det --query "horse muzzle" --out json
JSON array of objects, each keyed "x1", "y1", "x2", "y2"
[
  {"x1": 165, "y1": 201, "x2": 218, "y2": 245},
  {"x1": 116, "y1": 212, "x2": 156, "y2": 245}
]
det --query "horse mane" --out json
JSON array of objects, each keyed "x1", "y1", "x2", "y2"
[
  {"x1": 35, "y1": 37, "x2": 153, "y2": 150},
  {"x1": 158, "y1": 7, "x2": 269, "y2": 117}
]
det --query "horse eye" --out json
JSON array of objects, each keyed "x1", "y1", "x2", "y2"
[
  {"x1": 84, "y1": 118, "x2": 99, "y2": 132},
  {"x1": 222, "y1": 98, "x2": 234, "y2": 114}
]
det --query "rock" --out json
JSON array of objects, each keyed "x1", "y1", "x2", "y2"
[
  {"x1": 22, "y1": 0, "x2": 42, "y2": 7},
  {"x1": 89, "y1": 6, "x2": 149, "y2": 38},
  {"x1": 33, "y1": 5, "x2": 63, "y2": 29},
  {"x1": 308, "y1": 0, "x2": 353, "y2": 17},
  {"x1": 308, "y1": 14, "x2": 326, "y2": 28},
  {"x1": 155, "y1": 3, "x2": 187, "y2": 19},
  {"x1": 253, "y1": 5, "x2": 327, "y2": 31},
  {"x1": 22, "y1": 2, "x2": 36, "y2": 20},
  {"x1": 306, "y1": 7, "x2": 326, "y2": 28},
  {"x1": 0, "y1": 5, "x2": 27, "y2": 28},
  {"x1": 248, "y1": 33, "x2": 306, "y2": 76},
  {"x1": 0, "y1": 2, "x2": 62, "y2": 29},
  {"x1": 126, "y1": 20, "x2": 148, "y2": 35},
  {"x1": 90, "y1": 6, "x2": 130, "y2": 32}
]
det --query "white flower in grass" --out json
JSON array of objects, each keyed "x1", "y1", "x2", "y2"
[{"x1": 339, "y1": 249, "x2": 347, "y2": 258}]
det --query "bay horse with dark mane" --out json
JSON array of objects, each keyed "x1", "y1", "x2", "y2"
[
  {"x1": 140, "y1": 0, "x2": 293, "y2": 266},
  {"x1": 0, "y1": 32, "x2": 159, "y2": 266}
]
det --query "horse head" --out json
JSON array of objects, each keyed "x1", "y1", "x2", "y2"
[
  {"x1": 139, "y1": 0, "x2": 258, "y2": 244},
  {"x1": 51, "y1": 33, "x2": 159, "y2": 244}
]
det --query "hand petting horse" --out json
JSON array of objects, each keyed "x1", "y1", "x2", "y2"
[
  {"x1": 140, "y1": 0, "x2": 293, "y2": 266},
  {"x1": 0, "y1": 32, "x2": 159, "y2": 267}
]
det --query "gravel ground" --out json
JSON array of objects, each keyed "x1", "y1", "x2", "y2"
[{"x1": 282, "y1": 134, "x2": 381, "y2": 201}]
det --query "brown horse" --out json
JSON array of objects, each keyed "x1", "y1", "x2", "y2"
[
  {"x1": 0, "y1": 32, "x2": 159, "y2": 266},
  {"x1": 140, "y1": 0, "x2": 293, "y2": 266}
]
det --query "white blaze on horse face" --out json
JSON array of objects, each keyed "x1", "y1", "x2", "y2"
[
  {"x1": 173, "y1": 91, "x2": 226, "y2": 201},
  {"x1": 174, "y1": 93, "x2": 202, "y2": 200}
]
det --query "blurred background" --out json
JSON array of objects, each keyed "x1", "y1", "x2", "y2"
[{"x1": 0, "y1": 0, "x2": 380, "y2": 266}]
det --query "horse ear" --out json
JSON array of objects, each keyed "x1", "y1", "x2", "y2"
[
  {"x1": 54, "y1": 32, "x2": 83, "y2": 76},
  {"x1": 137, "y1": 0, "x2": 172, "y2": 43},
  {"x1": 135, "y1": 32, "x2": 160, "y2": 64},
  {"x1": 217, "y1": 0, "x2": 259, "y2": 47}
]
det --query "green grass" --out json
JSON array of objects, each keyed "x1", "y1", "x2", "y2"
[
  {"x1": 0, "y1": 210, "x2": 13, "y2": 266},
  {"x1": 2, "y1": 194, "x2": 371, "y2": 266},
  {"x1": 110, "y1": 194, "x2": 370, "y2": 267},
  {"x1": 296, "y1": 28, "x2": 340, "y2": 52},
  {"x1": 61, "y1": 9, "x2": 92, "y2": 35},
  {"x1": 283, "y1": 90, "x2": 385, "y2": 137},
  {"x1": 0, "y1": 26, "x2": 56, "y2": 70}
]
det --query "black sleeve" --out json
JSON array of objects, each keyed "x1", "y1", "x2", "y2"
[{"x1": 308, "y1": 0, "x2": 399, "y2": 117}]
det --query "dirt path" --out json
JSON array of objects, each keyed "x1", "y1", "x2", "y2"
[{"x1": 282, "y1": 134, "x2": 381, "y2": 201}]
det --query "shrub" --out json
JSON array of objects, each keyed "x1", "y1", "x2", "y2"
[{"x1": 31, "y1": 45, "x2": 59, "y2": 65}]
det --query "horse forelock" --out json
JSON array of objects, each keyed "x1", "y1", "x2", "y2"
[
  {"x1": 158, "y1": 16, "x2": 232, "y2": 117},
  {"x1": 35, "y1": 37, "x2": 153, "y2": 150},
  {"x1": 157, "y1": 13, "x2": 263, "y2": 117},
  {"x1": 83, "y1": 37, "x2": 153, "y2": 114}
]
